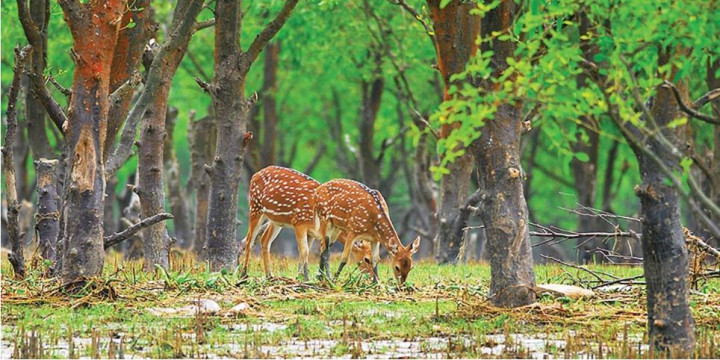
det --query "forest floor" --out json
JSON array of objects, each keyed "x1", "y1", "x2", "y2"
[{"x1": 1, "y1": 251, "x2": 719, "y2": 359}]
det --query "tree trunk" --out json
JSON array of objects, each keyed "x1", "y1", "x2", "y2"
[
  {"x1": 629, "y1": 58, "x2": 694, "y2": 353},
  {"x1": 473, "y1": 0, "x2": 536, "y2": 307},
  {"x1": 57, "y1": 0, "x2": 126, "y2": 283},
  {"x1": 164, "y1": 107, "x2": 192, "y2": 248},
  {"x1": 2, "y1": 46, "x2": 31, "y2": 279},
  {"x1": 188, "y1": 112, "x2": 216, "y2": 259},
  {"x1": 706, "y1": 59, "x2": 720, "y2": 249},
  {"x1": 138, "y1": 85, "x2": 171, "y2": 270},
  {"x1": 358, "y1": 53, "x2": 385, "y2": 190},
  {"x1": 206, "y1": 0, "x2": 249, "y2": 271},
  {"x1": 105, "y1": 0, "x2": 153, "y2": 161},
  {"x1": 25, "y1": 0, "x2": 53, "y2": 162},
  {"x1": 205, "y1": 0, "x2": 299, "y2": 271},
  {"x1": 572, "y1": 11, "x2": 602, "y2": 263},
  {"x1": 427, "y1": 0, "x2": 480, "y2": 264},
  {"x1": 34, "y1": 158, "x2": 60, "y2": 267},
  {"x1": 260, "y1": 42, "x2": 280, "y2": 168},
  {"x1": 136, "y1": 0, "x2": 203, "y2": 271}
]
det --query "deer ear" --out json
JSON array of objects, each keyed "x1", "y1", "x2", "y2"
[
  {"x1": 408, "y1": 236, "x2": 420, "y2": 255},
  {"x1": 388, "y1": 241, "x2": 399, "y2": 255}
]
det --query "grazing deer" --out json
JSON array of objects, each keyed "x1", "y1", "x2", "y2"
[
  {"x1": 314, "y1": 179, "x2": 420, "y2": 284},
  {"x1": 240, "y1": 166, "x2": 372, "y2": 280}
]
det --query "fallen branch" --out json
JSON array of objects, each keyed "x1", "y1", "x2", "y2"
[
  {"x1": 104, "y1": 213, "x2": 174, "y2": 249},
  {"x1": 2, "y1": 45, "x2": 32, "y2": 279}
]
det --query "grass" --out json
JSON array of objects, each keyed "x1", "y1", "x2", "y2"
[{"x1": 1, "y1": 251, "x2": 719, "y2": 358}]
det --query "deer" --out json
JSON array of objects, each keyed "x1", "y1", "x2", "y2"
[
  {"x1": 240, "y1": 166, "x2": 373, "y2": 280},
  {"x1": 314, "y1": 179, "x2": 420, "y2": 285}
]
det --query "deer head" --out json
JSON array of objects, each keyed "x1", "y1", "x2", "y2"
[{"x1": 388, "y1": 236, "x2": 420, "y2": 285}]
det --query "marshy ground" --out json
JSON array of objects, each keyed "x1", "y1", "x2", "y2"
[{"x1": 2, "y1": 252, "x2": 719, "y2": 358}]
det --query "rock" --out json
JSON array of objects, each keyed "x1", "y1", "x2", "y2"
[
  {"x1": 226, "y1": 302, "x2": 250, "y2": 316},
  {"x1": 147, "y1": 299, "x2": 221, "y2": 316},
  {"x1": 536, "y1": 284, "x2": 595, "y2": 300},
  {"x1": 191, "y1": 299, "x2": 221, "y2": 314}
]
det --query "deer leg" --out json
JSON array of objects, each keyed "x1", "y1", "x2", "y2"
[
  {"x1": 260, "y1": 224, "x2": 282, "y2": 278},
  {"x1": 335, "y1": 232, "x2": 356, "y2": 279},
  {"x1": 294, "y1": 227, "x2": 310, "y2": 281},
  {"x1": 319, "y1": 236, "x2": 333, "y2": 281},
  {"x1": 372, "y1": 242, "x2": 380, "y2": 283},
  {"x1": 241, "y1": 214, "x2": 264, "y2": 277}
]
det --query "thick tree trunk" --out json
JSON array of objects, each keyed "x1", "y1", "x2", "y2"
[
  {"x1": 205, "y1": 0, "x2": 299, "y2": 271},
  {"x1": 260, "y1": 42, "x2": 280, "y2": 168},
  {"x1": 631, "y1": 66, "x2": 694, "y2": 353},
  {"x1": 427, "y1": 0, "x2": 480, "y2": 264},
  {"x1": 188, "y1": 112, "x2": 216, "y2": 259},
  {"x1": 164, "y1": 108, "x2": 192, "y2": 248},
  {"x1": 33, "y1": 158, "x2": 60, "y2": 267},
  {"x1": 206, "y1": 0, "x2": 248, "y2": 271},
  {"x1": 58, "y1": 0, "x2": 125, "y2": 283},
  {"x1": 473, "y1": 0, "x2": 536, "y2": 307}
]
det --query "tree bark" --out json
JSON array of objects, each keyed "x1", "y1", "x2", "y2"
[
  {"x1": 57, "y1": 0, "x2": 126, "y2": 283},
  {"x1": 628, "y1": 56, "x2": 695, "y2": 353},
  {"x1": 136, "y1": 0, "x2": 203, "y2": 271},
  {"x1": 205, "y1": 0, "x2": 300, "y2": 271},
  {"x1": 164, "y1": 107, "x2": 192, "y2": 248},
  {"x1": 188, "y1": 112, "x2": 216, "y2": 259},
  {"x1": 473, "y1": 0, "x2": 536, "y2": 307},
  {"x1": 427, "y1": 0, "x2": 480, "y2": 264},
  {"x1": 105, "y1": 0, "x2": 154, "y2": 162},
  {"x1": 2, "y1": 46, "x2": 31, "y2": 279},
  {"x1": 25, "y1": 0, "x2": 53, "y2": 162},
  {"x1": 33, "y1": 158, "x2": 60, "y2": 267}
]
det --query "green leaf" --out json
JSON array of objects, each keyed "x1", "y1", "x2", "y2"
[{"x1": 574, "y1": 152, "x2": 590, "y2": 162}]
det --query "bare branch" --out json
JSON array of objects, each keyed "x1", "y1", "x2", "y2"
[
  {"x1": 193, "y1": 18, "x2": 216, "y2": 32},
  {"x1": 662, "y1": 80, "x2": 720, "y2": 125},
  {"x1": 241, "y1": 0, "x2": 301, "y2": 70},
  {"x1": 693, "y1": 87, "x2": 720, "y2": 108},
  {"x1": 47, "y1": 74, "x2": 72, "y2": 100},
  {"x1": 104, "y1": 213, "x2": 174, "y2": 249},
  {"x1": 390, "y1": 0, "x2": 434, "y2": 42},
  {"x1": 16, "y1": 0, "x2": 42, "y2": 46},
  {"x1": 26, "y1": 70, "x2": 67, "y2": 132}
]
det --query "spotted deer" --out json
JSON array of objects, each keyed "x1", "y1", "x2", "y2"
[
  {"x1": 314, "y1": 179, "x2": 420, "y2": 284},
  {"x1": 240, "y1": 166, "x2": 373, "y2": 280}
]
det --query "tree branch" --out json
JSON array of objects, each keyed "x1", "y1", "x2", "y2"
[
  {"x1": 241, "y1": 0, "x2": 301, "y2": 70},
  {"x1": 16, "y1": 0, "x2": 42, "y2": 46},
  {"x1": 26, "y1": 70, "x2": 67, "y2": 132},
  {"x1": 104, "y1": 213, "x2": 173, "y2": 249},
  {"x1": 193, "y1": 18, "x2": 216, "y2": 32},
  {"x1": 106, "y1": 0, "x2": 204, "y2": 177},
  {"x1": 662, "y1": 80, "x2": 720, "y2": 125},
  {"x1": 390, "y1": 0, "x2": 435, "y2": 42}
]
